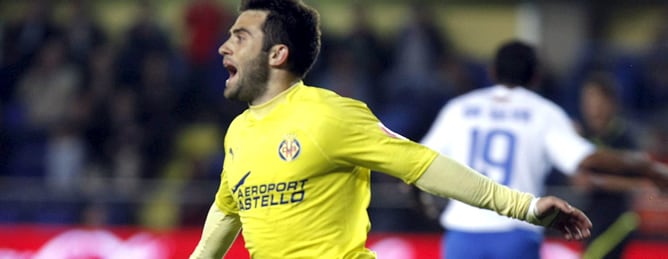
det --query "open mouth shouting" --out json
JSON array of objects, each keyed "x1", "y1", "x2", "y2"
[{"x1": 223, "y1": 59, "x2": 239, "y2": 86}]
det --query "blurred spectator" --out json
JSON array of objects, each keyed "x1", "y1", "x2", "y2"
[
  {"x1": 78, "y1": 44, "x2": 115, "y2": 167},
  {"x1": 139, "y1": 110, "x2": 223, "y2": 229},
  {"x1": 312, "y1": 43, "x2": 375, "y2": 105},
  {"x1": 574, "y1": 72, "x2": 647, "y2": 259},
  {"x1": 137, "y1": 51, "x2": 179, "y2": 179},
  {"x1": 0, "y1": 103, "x2": 9, "y2": 176},
  {"x1": 93, "y1": 89, "x2": 145, "y2": 224},
  {"x1": 39, "y1": 105, "x2": 87, "y2": 224},
  {"x1": 45, "y1": 123, "x2": 86, "y2": 195},
  {"x1": 377, "y1": 3, "x2": 452, "y2": 141},
  {"x1": 62, "y1": 0, "x2": 107, "y2": 69},
  {"x1": 106, "y1": 88, "x2": 143, "y2": 179},
  {"x1": 434, "y1": 54, "x2": 490, "y2": 98},
  {"x1": 562, "y1": 3, "x2": 644, "y2": 117},
  {"x1": 116, "y1": 1, "x2": 174, "y2": 87},
  {"x1": 16, "y1": 37, "x2": 81, "y2": 131},
  {"x1": 183, "y1": 0, "x2": 229, "y2": 66},
  {"x1": 1, "y1": 0, "x2": 61, "y2": 103},
  {"x1": 638, "y1": 7, "x2": 668, "y2": 117},
  {"x1": 86, "y1": 44, "x2": 116, "y2": 101},
  {"x1": 10, "y1": 33, "x2": 81, "y2": 190},
  {"x1": 383, "y1": 3, "x2": 452, "y2": 97},
  {"x1": 316, "y1": 3, "x2": 388, "y2": 109},
  {"x1": 181, "y1": 0, "x2": 231, "y2": 113}
]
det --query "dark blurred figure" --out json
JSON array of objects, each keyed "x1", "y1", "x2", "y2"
[
  {"x1": 106, "y1": 88, "x2": 143, "y2": 182},
  {"x1": 62, "y1": 0, "x2": 107, "y2": 70},
  {"x1": 322, "y1": 3, "x2": 388, "y2": 109},
  {"x1": 184, "y1": 0, "x2": 229, "y2": 67},
  {"x1": 313, "y1": 43, "x2": 374, "y2": 102},
  {"x1": 11, "y1": 33, "x2": 87, "y2": 223},
  {"x1": 0, "y1": 104, "x2": 8, "y2": 176},
  {"x1": 562, "y1": 3, "x2": 644, "y2": 117},
  {"x1": 82, "y1": 87, "x2": 145, "y2": 225},
  {"x1": 574, "y1": 72, "x2": 646, "y2": 259},
  {"x1": 377, "y1": 3, "x2": 453, "y2": 142},
  {"x1": 310, "y1": 4, "x2": 385, "y2": 108},
  {"x1": 116, "y1": 1, "x2": 174, "y2": 87},
  {"x1": 180, "y1": 0, "x2": 233, "y2": 123},
  {"x1": 1, "y1": 0, "x2": 61, "y2": 103},
  {"x1": 16, "y1": 37, "x2": 81, "y2": 132},
  {"x1": 7, "y1": 36, "x2": 81, "y2": 183},
  {"x1": 77, "y1": 44, "x2": 115, "y2": 170},
  {"x1": 638, "y1": 6, "x2": 668, "y2": 118},
  {"x1": 139, "y1": 110, "x2": 223, "y2": 229},
  {"x1": 137, "y1": 51, "x2": 179, "y2": 179}
]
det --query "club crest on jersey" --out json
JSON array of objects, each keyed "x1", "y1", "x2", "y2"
[{"x1": 278, "y1": 135, "x2": 301, "y2": 162}]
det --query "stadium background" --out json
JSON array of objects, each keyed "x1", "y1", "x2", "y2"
[{"x1": 0, "y1": 0, "x2": 667, "y2": 258}]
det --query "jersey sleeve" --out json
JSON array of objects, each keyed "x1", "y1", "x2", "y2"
[
  {"x1": 316, "y1": 99, "x2": 438, "y2": 184},
  {"x1": 214, "y1": 168, "x2": 240, "y2": 215},
  {"x1": 543, "y1": 106, "x2": 595, "y2": 175}
]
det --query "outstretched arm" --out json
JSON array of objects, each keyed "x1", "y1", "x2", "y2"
[
  {"x1": 580, "y1": 149, "x2": 668, "y2": 190},
  {"x1": 190, "y1": 204, "x2": 242, "y2": 259},
  {"x1": 415, "y1": 155, "x2": 592, "y2": 240}
]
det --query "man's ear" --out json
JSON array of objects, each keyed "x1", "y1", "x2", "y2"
[{"x1": 268, "y1": 44, "x2": 289, "y2": 67}]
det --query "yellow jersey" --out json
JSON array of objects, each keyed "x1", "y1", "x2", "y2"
[{"x1": 215, "y1": 81, "x2": 438, "y2": 258}]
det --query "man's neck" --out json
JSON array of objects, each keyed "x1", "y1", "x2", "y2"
[
  {"x1": 499, "y1": 83, "x2": 521, "y2": 89},
  {"x1": 250, "y1": 74, "x2": 300, "y2": 106}
]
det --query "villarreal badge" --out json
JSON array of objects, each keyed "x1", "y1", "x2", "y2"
[{"x1": 278, "y1": 135, "x2": 301, "y2": 162}]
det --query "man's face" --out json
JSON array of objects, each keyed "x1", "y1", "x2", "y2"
[
  {"x1": 581, "y1": 84, "x2": 615, "y2": 133},
  {"x1": 218, "y1": 10, "x2": 270, "y2": 103}
]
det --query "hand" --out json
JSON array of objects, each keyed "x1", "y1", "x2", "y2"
[
  {"x1": 535, "y1": 196, "x2": 592, "y2": 241},
  {"x1": 648, "y1": 162, "x2": 668, "y2": 192}
]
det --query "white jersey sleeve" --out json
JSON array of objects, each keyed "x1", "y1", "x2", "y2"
[
  {"x1": 543, "y1": 104, "x2": 595, "y2": 175},
  {"x1": 421, "y1": 102, "x2": 457, "y2": 155}
]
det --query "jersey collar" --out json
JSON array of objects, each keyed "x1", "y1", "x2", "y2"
[{"x1": 248, "y1": 81, "x2": 303, "y2": 119}]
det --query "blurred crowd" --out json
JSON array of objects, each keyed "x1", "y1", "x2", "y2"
[{"x1": 1, "y1": 0, "x2": 667, "y2": 233}]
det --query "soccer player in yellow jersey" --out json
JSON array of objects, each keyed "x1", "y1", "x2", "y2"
[{"x1": 189, "y1": 0, "x2": 603, "y2": 258}]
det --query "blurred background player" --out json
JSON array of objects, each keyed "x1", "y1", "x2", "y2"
[
  {"x1": 421, "y1": 40, "x2": 668, "y2": 259},
  {"x1": 574, "y1": 72, "x2": 650, "y2": 259}
]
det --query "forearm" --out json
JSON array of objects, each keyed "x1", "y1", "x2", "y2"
[
  {"x1": 414, "y1": 155, "x2": 534, "y2": 221},
  {"x1": 574, "y1": 171, "x2": 648, "y2": 192},
  {"x1": 581, "y1": 149, "x2": 668, "y2": 186},
  {"x1": 190, "y1": 204, "x2": 242, "y2": 259},
  {"x1": 580, "y1": 149, "x2": 650, "y2": 175}
]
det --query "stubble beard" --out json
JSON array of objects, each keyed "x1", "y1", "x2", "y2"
[{"x1": 227, "y1": 51, "x2": 270, "y2": 103}]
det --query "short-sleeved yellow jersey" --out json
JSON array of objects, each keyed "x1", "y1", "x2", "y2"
[{"x1": 215, "y1": 81, "x2": 438, "y2": 258}]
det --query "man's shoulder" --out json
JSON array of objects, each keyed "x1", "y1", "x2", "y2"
[
  {"x1": 225, "y1": 111, "x2": 247, "y2": 133},
  {"x1": 516, "y1": 89, "x2": 565, "y2": 114},
  {"x1": 296, "y1": 85, "x2": 371, "y2": 116},
  {"x1": 286, "y1": 85, "x2": 377, "y2": 137},
  {"x1": 444, "y1": 87, "x2": 493, "y2": 108}
]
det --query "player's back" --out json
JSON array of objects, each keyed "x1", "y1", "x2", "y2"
[{"x1": 422, "y1": 84, "x2": 591, "y2": 232}]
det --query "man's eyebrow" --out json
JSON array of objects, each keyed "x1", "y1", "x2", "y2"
[{"x1": 231, "y1": 28, "x2": 252, "y2": 36}]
